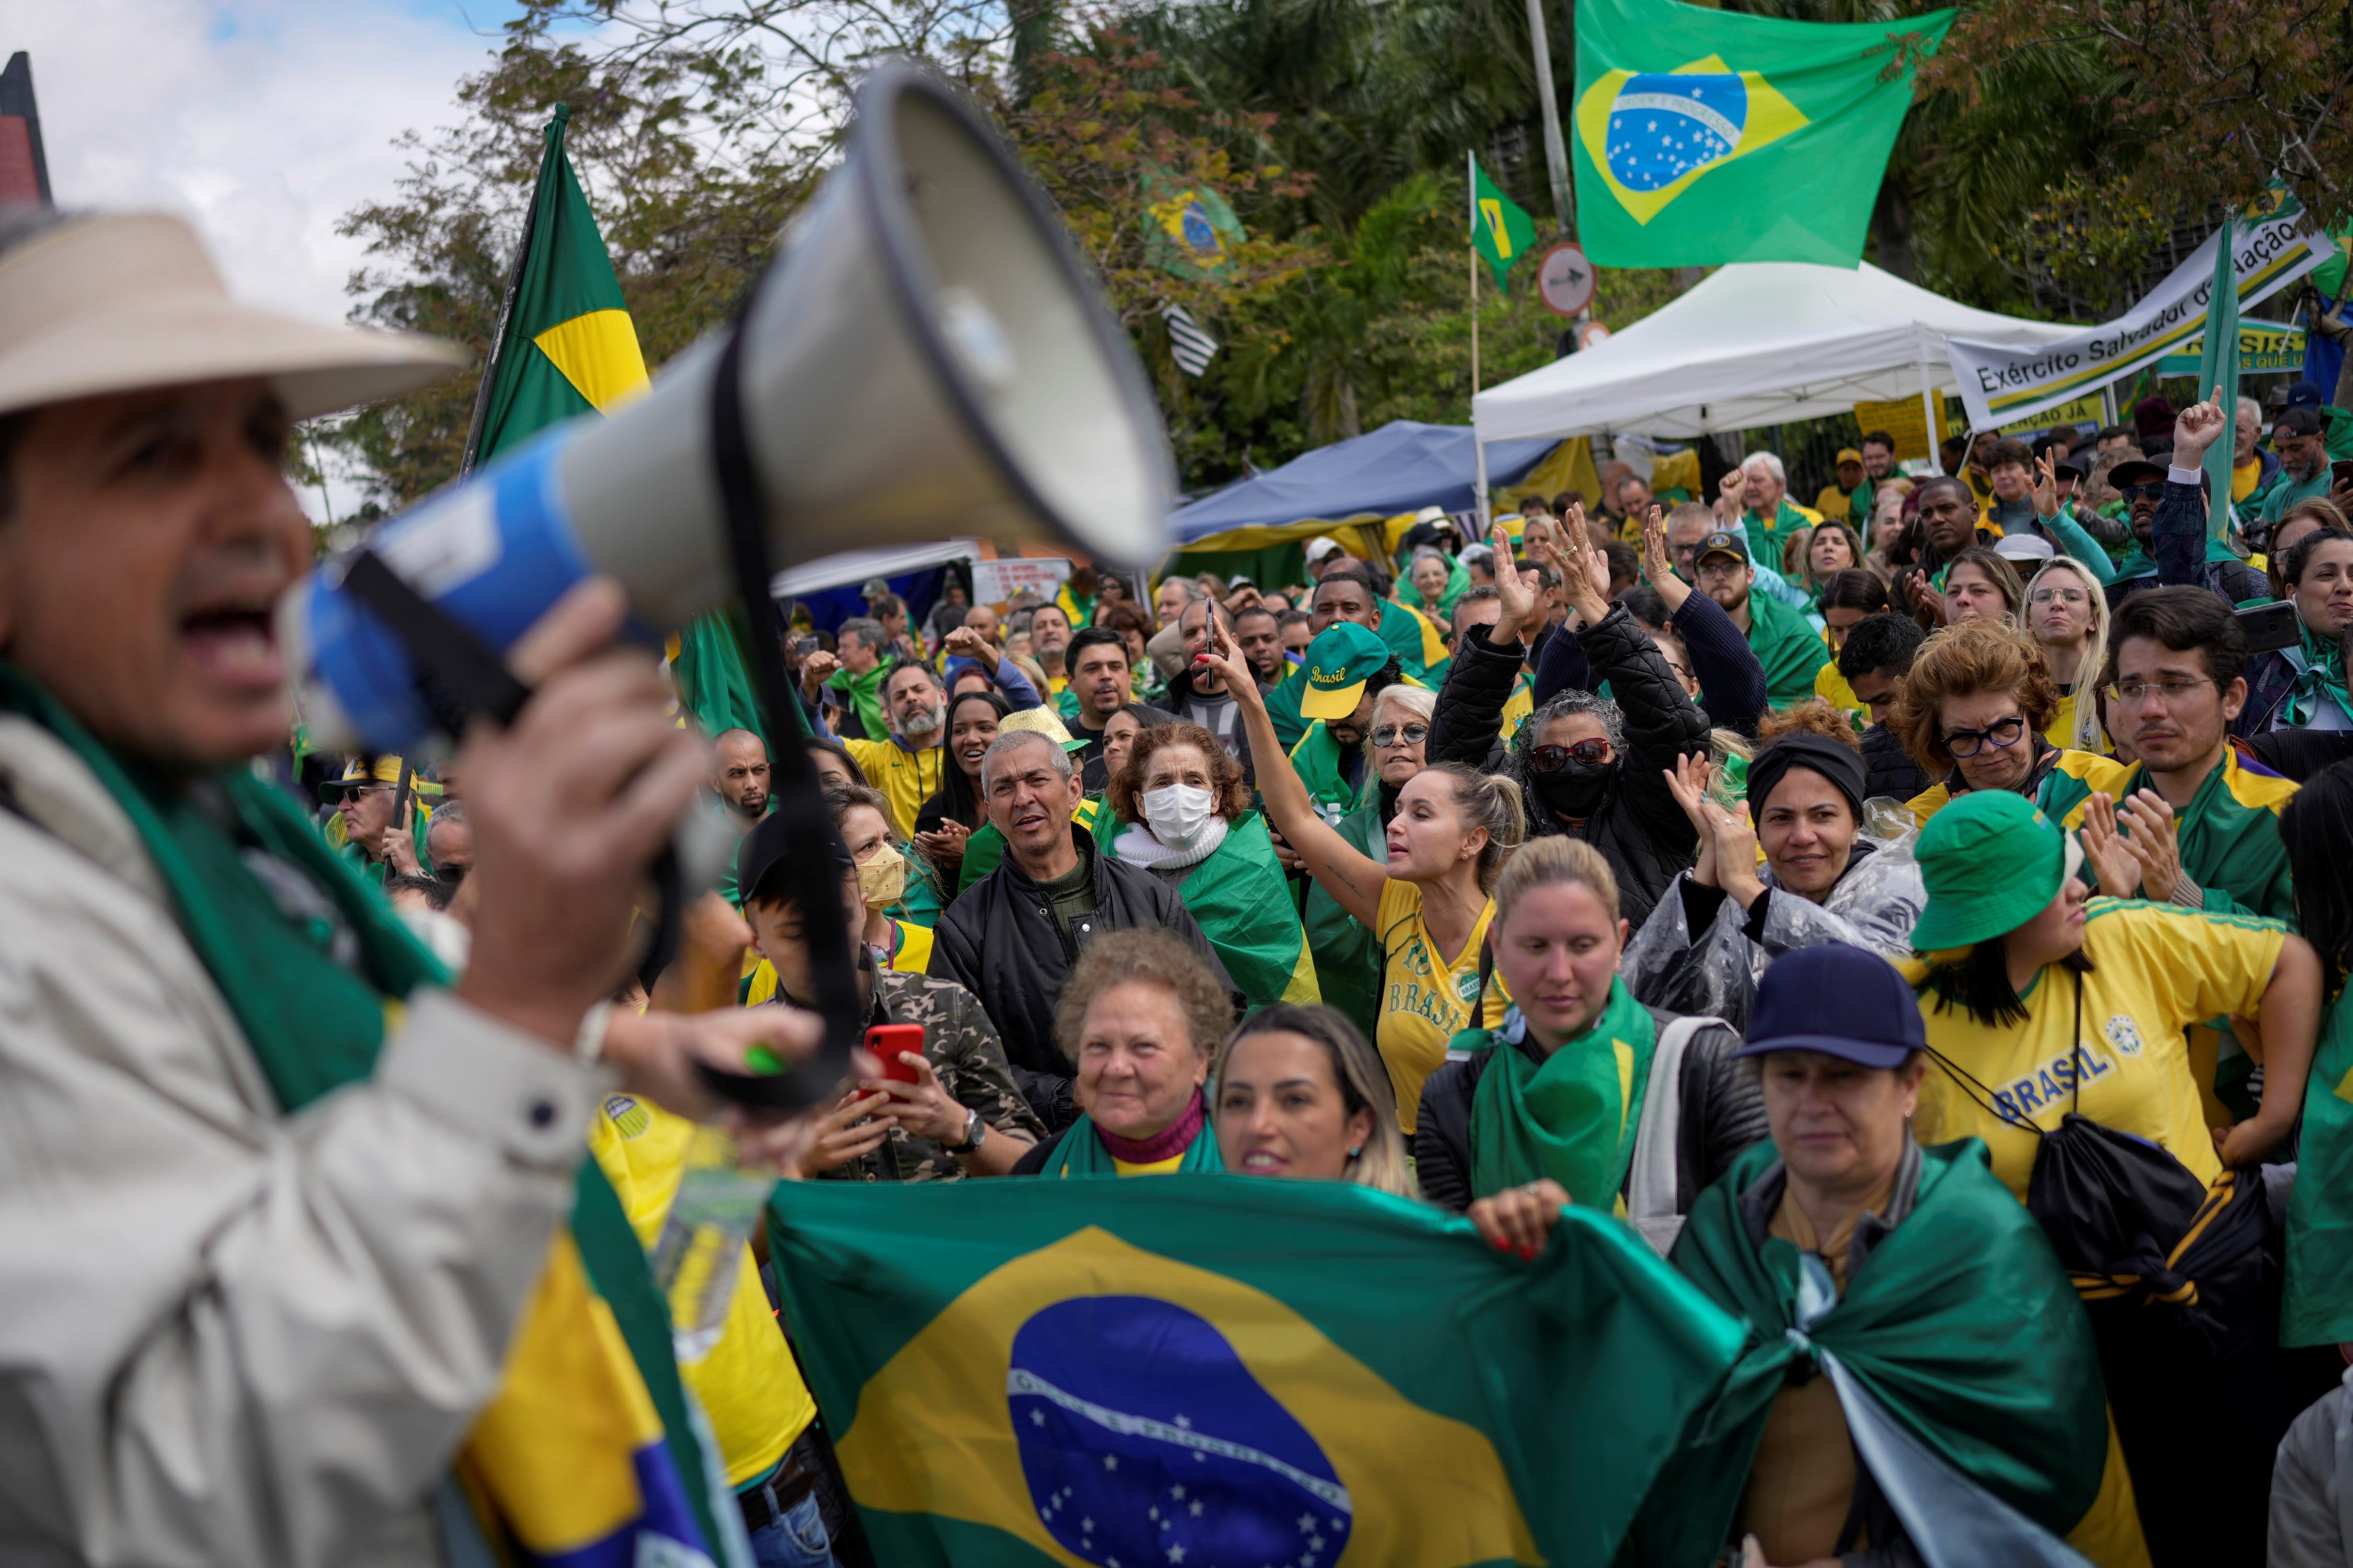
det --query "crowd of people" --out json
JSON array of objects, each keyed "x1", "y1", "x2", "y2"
[{"x1": 13, "y1": 202, "x2": 2353, "y2": 1568}]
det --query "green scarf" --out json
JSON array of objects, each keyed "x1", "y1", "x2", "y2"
[
  {"x1": 1045, "y1": 1104, "x2": 1225, "y2": 1177},
  {"x1": 2283, "y1": 616, "x2": 2351, "y2": 730},
  {"x1": 1288, "y1": 720, "x2": 1374, "y2": 821},
  {"x1": 0, "y1": 662, "x2": 728, "y2": 1555},
  {"x1": 1464, "y1": 979, "x2": 1655, "y2": 1206},
  {"x1": 2286, "y1": 994, "x2": 2353, "y2": 1346},
  {"x1": 1110, "y1": 813, "x2": 1316, "y2": 1009},
  {"x1": 828, "y1": 660, "x2": 892, "y2": 739},
  {"x1": 1400, "y1": 556, "x2": 1470, "y2": 621},
  {"x1": 1628, "y1": 1140, "x2": 2120, "y2": 1566},
  {"x1": 1302, "y1": 801, "x2": 1387, "y2": 1038}
]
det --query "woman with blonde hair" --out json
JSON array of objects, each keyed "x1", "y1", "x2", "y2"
[
  {"x1": 1303, "y1": 680, "x2": 1438, "y2": 1038},
  {"x1": 2021, "y1": 555, "x2": 2110, "y2": 752},
  {"x1": 1212, "y1": 1004, "x2": 1416, "y2": 1198},
  {"x1": 1202, "y1": 623, "x2": 1523, "y2": 1135},
  {"x1": 1414, "y1": 835, "x2": 1763, "y2": 1255}
]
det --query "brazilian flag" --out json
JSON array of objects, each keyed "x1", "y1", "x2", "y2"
[
  {"x1": 1104, "y1": 812, "x2": 1319, "y2": 1009},
  {"x1": 1571, "y1": 0, "x2": 1955, "y2": 267},
  {"x1": 767, "y1": 1177, "x2": 1746, "y2": 1567}
]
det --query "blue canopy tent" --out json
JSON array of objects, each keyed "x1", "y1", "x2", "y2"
[{"x1": 1165, "y1": 420, "x2": 1563, "y2": 589}]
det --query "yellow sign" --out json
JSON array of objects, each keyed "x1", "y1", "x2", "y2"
[
  {"x1": 2000, "y1": 392, "x2": 2106, "y2": 436},
  {"x1": 1853, "y1": 395, "x2": 1948, "y2": 465}
]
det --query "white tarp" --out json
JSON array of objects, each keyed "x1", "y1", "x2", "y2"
[
  {"x1": 1945, "y1": 210, "x2": 2332, "y2": 430},
  {"x1": 769, "y1": 539, "x2": 979, "y2": 601},
  {"x1": 1471, "y1": 261, "x2": 2078, "y2": 443}
]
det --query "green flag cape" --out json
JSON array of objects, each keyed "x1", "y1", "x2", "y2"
[
  {"x1": 0, "y1": 662, "x2": 728, "y2": 1560},
  {"x1": 2285, "y1": 995, "x2": 2353, "y2": 1346},
  {"x1": 1631, "y1": 1139, "x2": 2120, "y2": 1565},
  {"x1": 1470, "y1": 155, "x2": 1539, "y2": 290},
  {"x1": 1378, "y1": 599, "x2": 1444, "y2": 680},
  {"x1": 673, "y1": 605, "x2": 788, "y2": 754},
  {"x1": 763, "y1": 1175, "x2": 1746, "y2": 1567},
  {"x1": 1288, "y1": 720, "x2": 1375, "y2": 821},
  {"x1": 1746, "y1": 587, "x2": 1831, "y2": 708},
  {"x1": 1107, "y1": 813, "x2": 1319, "y2": 1008},
  {"x1": 1460, "y1": 981, "x2": 1655, "y2": 1207},
  {"x1": 2110, "y1": 746, "x2": 2296, "y2": 920},
  {"x1": 1571, "y1": 0, "x2": 1955, "y2": 266},
  {"x1": 2196, "y1": 216, "x2": 2241, "y2": 551},
  {"x1": 1301, "y1": 802, "x2": 1388, "y2": 1038},
  {"x1": 1264, "y1": 662, "x2": 1313, "y2": 750},
  {"x1": 1042, "y1": 1109, "x2": 1226, "y2": 1177}
]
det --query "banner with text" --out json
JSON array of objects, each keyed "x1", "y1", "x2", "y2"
[
  {"x1": 1946, "y1": 205, "x2": 2332, "y2": 430},
  {"x1": 972, "y1": 555, "x2": 1072, "y2": 606},
  {"x1": 2159, "y1": 321, "x2": 2309, "y2": 377}
]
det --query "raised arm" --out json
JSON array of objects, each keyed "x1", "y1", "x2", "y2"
[
  {"x1": 2154, "y1": 388, "x2": 2230, "y2": 593},
  {"x1": 1200, "y1": 623, "x2": 1389, "y2": 927}
]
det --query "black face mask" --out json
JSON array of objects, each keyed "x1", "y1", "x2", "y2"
[{"x1": 1532, "y1": 758, "x2": 1615, "y2": 819}]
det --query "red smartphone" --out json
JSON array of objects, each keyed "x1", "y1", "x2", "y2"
[{"x1": 864, "y1": 1023, "x2": 925, "y2": 1083}]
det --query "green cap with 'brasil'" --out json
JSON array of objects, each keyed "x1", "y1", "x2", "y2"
[
  {"x1": 1299, "y1": 622, "x2": 1394, "y2": 720},
  {"x1": 1910, "y1": 788, "x2": 2083, "y2": 952}
]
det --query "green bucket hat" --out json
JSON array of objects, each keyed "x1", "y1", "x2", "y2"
[
  {"x1": 1299, "y1": 622, "x2": 1392, "y2": 720},
  {"x1": 1910, "y1": 789, "x2": 2083, "y2": 951}
]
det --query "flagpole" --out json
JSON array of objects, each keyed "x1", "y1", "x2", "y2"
[
  {"x1": 1524, "y1": 0, "x2": 1572, "y2": 234},
  {"x1": 461, "y1": 105, "x2": 567, "y2": 476},
  {"x1": 1470, "y1": 150, "x2": 1488, "y2": 524}
]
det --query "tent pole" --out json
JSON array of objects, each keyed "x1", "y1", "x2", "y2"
[{"x1": 1913, "y1": 325, "x2": 1942, "y2": 475}]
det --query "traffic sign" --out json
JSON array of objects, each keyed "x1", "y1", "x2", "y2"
[
  {"x1": 1536, "y1": 243, "x2": 1595, "y2": 318},
  {"x1": 1577, "y1": 320, "x2": 1612, "y2": 351}
]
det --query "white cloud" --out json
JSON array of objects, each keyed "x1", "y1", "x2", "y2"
[{"x1": 3, "y1": 0, "x2": 504, "y2": 323}]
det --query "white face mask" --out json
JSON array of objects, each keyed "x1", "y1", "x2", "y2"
[{"x1": 1141, "y1": 783, "x2": 1218, "y2": 850}]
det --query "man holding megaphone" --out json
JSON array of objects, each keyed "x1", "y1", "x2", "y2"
[{"x1": 0, "y1": 208, "x2": 827, "y2": 1563}]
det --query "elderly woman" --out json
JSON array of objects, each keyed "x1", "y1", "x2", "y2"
[
  {"x1": 1612, "y1": 943, "x2": 2151, "y2": 1568},
  {"x1": 1105, "y1": 720, "x2": 1319, "y2": 1008},
  {"x1": 1404, "y1": 547, "x2": 1468, "y2": 621},
  {"x1": 1011, "y1": 929, "x2": 1229, "y2": 1176},
  {"x1": 1902, "y1": 788, "x2": 2324, "y2": 1563},
  {"x1": 1303, "y1": 682, "x2": 1436, "y2": 1035},
  {"x1": 1624, "y1": 708, "x2": 1926, "y2": 1031},
  {"x1": 1209, "y1": 622, "x2": 1524, "y2": 1134},
  {"x1": 1415, "y1": 836, "x2": 1764, "y2": 1251},
  {"x1": 1211, "y1": 1003, "x2": 1415, "y2": 1197},
  {"x1": 1891, "y1": 617, "x2": 2129, "y2": 828}
]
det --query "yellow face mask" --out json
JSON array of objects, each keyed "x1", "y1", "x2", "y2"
[{"x1": 857, "y1": 840, "x2": 908, "y2": 909}]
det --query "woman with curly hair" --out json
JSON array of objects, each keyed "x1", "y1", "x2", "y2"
[
  {"x1": 1891, "y1": 617, "x2": 2129, "y2": 829},
  {"x1": 1104, "y1": 720, "x2": 1320, "y2": 1010}
]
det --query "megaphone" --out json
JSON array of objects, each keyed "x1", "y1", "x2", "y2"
[{"x1": 285, "y1": 65, "x2": 1172, "y2": 754}]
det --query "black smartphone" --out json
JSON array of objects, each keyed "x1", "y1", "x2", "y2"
[
  {"x1": 792, "y1": 635, "x2": 821, "y2": 657},
  {"x1": 2236, "y1": 598, "x2": 2301, "y2": 654},
  {"x1": 2333, "y1": 458, "x2": 2353, "y2": 488}
]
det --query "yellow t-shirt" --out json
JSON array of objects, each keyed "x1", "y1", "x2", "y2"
[
  {"x1": 587, "y1": 1095, "x2": 817, "y2": 1486},
  {"x1": 839, "y1": 736, "x2": 948, "y2": 839},
  {"x1": 1375, "y1": 878, "x2": 1509, "y2": 1134},
  {"x1": 1813, "y1": 656, "x2": 1864, "y2": 729},
  {"x1": 2232, "y1": 456, "x2": 2263, "y2": 504},
  {"x1": 1903, "y1": 900, "x2": 2286, "y2": 1200},
  {"x1": 2043, "y1": 686, "x2": 2109, "y2": 753}
]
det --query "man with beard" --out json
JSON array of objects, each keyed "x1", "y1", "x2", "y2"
[
  {"x1": 709, "y1": 728, "x2": 771, "y2": 822},
  {"x1": 1064, "y1": 626, "x2": 1173, "y2": 791},
  {"x1": 2257, "y1": 406, "x2": 2338, "y2": 533},
  {"x1": 1163, "y1": 596, "x2": 1266, "y2": 782},
  {"x1": 823, "y1": 659, "x2": 953, "y2": 839},
  {"x1": 1231, "y1": 603, "x2": 1290, "y2": 690},
  {"x1": 1693, "y1": 530, "x2": 1824, "y2": 709},
  {"x1": 1027, "y1": 601, "x2": 1075, "y2": 697}
]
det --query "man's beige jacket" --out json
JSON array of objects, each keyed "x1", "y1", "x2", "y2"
[{"x1": 0, "y1": 715, "x2": 608, "y2": 1567}]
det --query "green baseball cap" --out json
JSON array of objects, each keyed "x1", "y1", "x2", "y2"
[
  {"x1": 1299, "y1": 623, "x2": 1392, "y2": 719},
  {"x1": 1910, "y1": 789, "x2": 2083, "y2": 952}
]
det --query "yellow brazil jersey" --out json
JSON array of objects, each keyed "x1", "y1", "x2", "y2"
[
  {"x1": 1375, "y1": 878, "x2": 1510, "y2": 1135},
  {"x1": 1903, "y1": 899, "x2": 2287, "y2": 1201},
  {"x1": 587, "y1": 1094, "x2": 817, "y2": 1486},
  {"x1": 744, "y1": 920, "x2": 931, "y2": 1005},
  {"x1": 1905, "y1": 748, "x2": 2131, "y2": 833},
  {"x1": 839, "y1": 736, "x2": 949, "y2": 840}
]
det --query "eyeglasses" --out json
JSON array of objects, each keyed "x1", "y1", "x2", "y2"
[
  {"x1": 1940, "y1": 714, "x2": 2026, "y2": 757},
  {"x1": 2028, "y1": 587, "x2": 2087, "y2": 605},
  {"x1": 2116, "y1": 482, "x2": 2166, "y2": 502},
  {"x1": 2106, "y1": 676, "x2": 2215, "y2": 706},
  {"x1": 436, "y1": 864, "x2": 467, "y2": 887},
  {"x1": 1370, "y1": 723, "x2": 1429, "y2": 748},
  {"x1": 1527, "y1": 739, "x2": 1613, "y2": 772}
]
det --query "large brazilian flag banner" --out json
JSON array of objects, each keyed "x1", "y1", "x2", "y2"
[
  {"x1": 768, "y1": 1176, "x2": 1746, "y2": 1566},
  {"x1": 1571, "y1": 0, "x2": 1954, "y2": 268}
]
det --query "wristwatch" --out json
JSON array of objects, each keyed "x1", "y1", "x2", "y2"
[{"x1": 949, "y1": 1107, "x2": 986, "y2": 1156}]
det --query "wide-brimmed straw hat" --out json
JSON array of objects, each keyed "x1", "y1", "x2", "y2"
[{"x1": 0, "y1": 211, "x2": 465, "y2": 420}]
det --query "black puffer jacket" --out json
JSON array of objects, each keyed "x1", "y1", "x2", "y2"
[
  {"x1": 930, "y1": 826, "x2": 1232, "y2": 1129},
  {"x1": 1412, "y1": 1006, "x2": 1767, "y2": 1214},
  {"x1": 1859, "y1": 720, "x2": 1931, "y2": 803},
  {"x1": 1429, "y1": 608, "x2": 1710, "y2": 929}
]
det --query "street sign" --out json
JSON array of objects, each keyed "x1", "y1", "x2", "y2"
[
  {"x1": 1536, "y1": 242, "x2": 1595, "y2": 318},
  {"x1": 1576, "y1": 320, "x2": 1612, "y2": 351}
]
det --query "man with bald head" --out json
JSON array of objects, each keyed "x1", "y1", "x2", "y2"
[{"x1": 710, "y1": 728, "x2": 771, "y2": 822}]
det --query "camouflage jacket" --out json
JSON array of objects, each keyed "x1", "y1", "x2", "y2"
[{"x1": 810, "y1": 960, "x2": 1044, "y2": 1182}]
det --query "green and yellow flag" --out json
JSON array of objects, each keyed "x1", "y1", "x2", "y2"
[
  {"x1": 1571, "y1": 0, "x2": 1954, "y2": 267},
  {"x1": 767, "y1": 1176, "x2": 1745, "y2": 1567},
  {"x1": 1470, "y1": 154, "x2": 1538, "y2": 290},
  {"x1": 1143, "y1": 163, "x2": 1247, "y2": 281},
  {"x1": 1106, "y1": 812, "x2": 1319, "y2": 1009}
]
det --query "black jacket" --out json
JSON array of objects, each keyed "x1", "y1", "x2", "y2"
[
  {"x1": 1859, "y1": 720, "x2": 1931, "y2": 803},
  {"x1": 1412, "y1": 1005, "x2": 1767, "y2": 1214},
  {"x1": 930, "y1": 825, "x2": 1232, "y2": 1128},
  {"x1": 1429, "y1": 607, "x2": 1710, "y2": 929}
]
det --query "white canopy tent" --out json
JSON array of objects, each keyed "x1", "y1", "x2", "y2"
[{"x1": 1470, "y1": 262, "x2": 2081, "y2": 452}]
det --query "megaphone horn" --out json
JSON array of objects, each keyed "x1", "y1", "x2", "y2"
[{"x1": 287, "y1": 64, "x2": 1174, "y2": 756}]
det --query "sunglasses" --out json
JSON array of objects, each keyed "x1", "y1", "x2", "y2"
[
  {"x1": 1527, "y1": 739, "x2": 1613, "y2": 772},
  {"x1": 2116, "y1": 482, "x2": 2166, "y2": 502},
  {"x1": 337, "y1": 784, "x2": 391, "y2": 803},
  {"x1": 1370, "y1": 723, "x2": 1428, "y2": 748}
]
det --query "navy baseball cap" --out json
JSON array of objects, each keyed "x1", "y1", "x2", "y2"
[
  {"x1": 1696, "y1": 529, "x2": 1749, "y2": 565},
  {"x1": 1731, "y1": 943, "x2": 1925, "y2": 1069}
]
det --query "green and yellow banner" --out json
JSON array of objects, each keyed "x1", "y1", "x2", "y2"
[{"x1": 767, "y1": 1175, "x2": 1745, "y2": 1566}]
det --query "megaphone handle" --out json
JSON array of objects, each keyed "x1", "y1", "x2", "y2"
[{"x1": 698, "y1": 294, "x2": 866, "y2": 1114}]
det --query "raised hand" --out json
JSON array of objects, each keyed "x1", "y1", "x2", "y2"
[
  {"x1": 1639, "y1": 505, "x2": 1690, "y2": 612},
  {"x1": 1557, "y1": 518, "x2": 1612, "y2": 625},
  {"x1": 1717, "y1": 466, "x2": 1748, "y2": 525},
  {"x1": 798, "y1": 647, "x2": 841, "y2": 696},
  {"x1": 2173, "y1": 383, "x2": 2229, "y2": 467},
  {"x1": 2078, "y1": 794, "x2": 2143, "y2": 898},
  {"x1": 2032, "y1": 453, "x2": 2061, "y2": 520},
  {"x1": 942, "y1": 624, "x2": 998, "y2": 667},
  {"x1": 1196, "y1": 612, "x2": 1262, "y2": 709},
  {"x1": 1662, "y1": 752, "x2": 1720, "y2": 887},
  {"x1": 1489, "y1": 513, "x2": 1537, "y2": 643}
]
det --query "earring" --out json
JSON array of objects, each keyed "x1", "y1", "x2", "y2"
[{"x1": 1347, "y1": 1147, "x2": 1362, "y2": 1158}]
